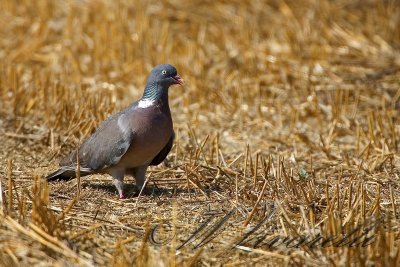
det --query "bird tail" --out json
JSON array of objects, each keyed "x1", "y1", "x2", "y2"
[{"x1": 46, "y1": 168, "x2": 77, "y2": 181}]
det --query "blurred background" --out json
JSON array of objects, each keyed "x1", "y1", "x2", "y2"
[{"x1": 1, "y1": 0, "x2": 398, "y2": 151}]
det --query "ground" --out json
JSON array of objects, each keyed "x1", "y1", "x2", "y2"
[{"x1": 0, "y1": 0, "x2": 399, "y2": 266}]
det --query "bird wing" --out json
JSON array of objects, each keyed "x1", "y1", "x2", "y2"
[
  {"x1": 60, "y1": 111, "x2": 135, "y2": 171},
  {"x1": 150, "y1": 131, "x2": 175, "y2": 166}
]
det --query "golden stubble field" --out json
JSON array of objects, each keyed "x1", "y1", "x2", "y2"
[{"x1": 0, "y1": 0, "x2": 399, "y2": 266}]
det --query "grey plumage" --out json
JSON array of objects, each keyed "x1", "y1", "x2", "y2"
[{"x1": 46, "y1": 64, "x2": 184, "y2": 198}]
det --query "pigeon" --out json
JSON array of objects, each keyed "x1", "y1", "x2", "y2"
[{"x1": 46, "y1": 64, "x2": 184, "y2": 199}]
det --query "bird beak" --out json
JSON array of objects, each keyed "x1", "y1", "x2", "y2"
[{"x1": 173, "y1": 74, "x2": 184, "y2": 85}]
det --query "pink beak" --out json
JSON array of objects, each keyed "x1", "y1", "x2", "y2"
[{"x1": 173, "y1": 74, "x2": 184, "y2": 85}]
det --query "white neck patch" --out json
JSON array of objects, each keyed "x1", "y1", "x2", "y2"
[{"x1": 138, "y1": 99, "x2": 155, "y2": 109}]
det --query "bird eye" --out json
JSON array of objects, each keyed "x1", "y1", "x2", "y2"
[{"x1": 162, "y1": 70, "x2": 167, "y2": 75}]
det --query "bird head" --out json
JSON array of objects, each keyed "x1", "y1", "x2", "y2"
[{"x1": 147, "y1": 64, "x2": 184, "y2": 88}]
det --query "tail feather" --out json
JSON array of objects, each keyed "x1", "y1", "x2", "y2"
[{"x1": 46, "y1": 168, "x2": 92, "y2": 182}]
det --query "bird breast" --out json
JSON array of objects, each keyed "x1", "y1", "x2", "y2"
[{"x1": 119, "y1": 109, "x2": 172, "y2": 167}]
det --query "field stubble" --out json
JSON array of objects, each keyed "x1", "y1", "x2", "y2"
[{"x1": 0, "y1": 0, "x2": 399, "y2": 266}]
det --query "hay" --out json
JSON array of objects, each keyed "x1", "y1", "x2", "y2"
[{"x1": 0, "y1": 0, "x2": 399, "y2": 266}]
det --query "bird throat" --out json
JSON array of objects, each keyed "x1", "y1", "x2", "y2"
[{"x1": 139, "y1": 82, "x2": 169, "y2": 109}]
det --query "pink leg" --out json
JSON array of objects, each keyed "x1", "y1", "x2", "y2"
[{"x1": 109, "y1": 168, "x2": 125, "y2": 199}]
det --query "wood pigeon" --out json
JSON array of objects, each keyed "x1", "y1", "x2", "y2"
[{"x1": 46, "y1": 64, "x2": 184, "y2": 199}]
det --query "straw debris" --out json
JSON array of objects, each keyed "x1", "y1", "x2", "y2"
[{"x1": 0, "y1": 0, "x2": 399, "y2": 266}]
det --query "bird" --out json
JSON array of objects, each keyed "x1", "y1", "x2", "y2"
[{"x1": 46, "y1": 64, "x2": 184, "y2": 199}]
